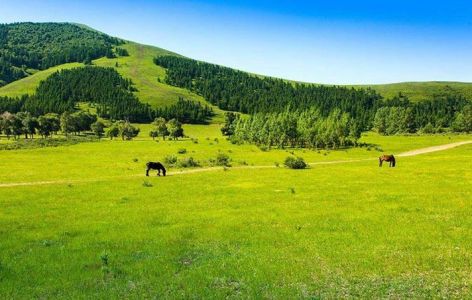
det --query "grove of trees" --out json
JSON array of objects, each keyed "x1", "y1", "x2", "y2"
[
  {"x1": 149, "y1": 117, "x2": 184, "y2": 140},
  {"x1": 0, "y1": 22, "x2": 122, "y2": 86},
  {"x1": 224, "y1": 108, "x2": 361, "y2": 149}
]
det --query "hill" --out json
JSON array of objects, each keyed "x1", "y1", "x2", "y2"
[
  {"x1": 351, "y1": 81, "x2": 472, "y2": 102},
  {"x1": 0, "y1": 22, "x2": 471, "y2": 129},
  {"x1": 0, "y1": 22, "x2": 121, "y2": 85}
]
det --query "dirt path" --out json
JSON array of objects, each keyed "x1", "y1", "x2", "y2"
[
  {"x1": 397, "y1": 140, "x2": 472, "y2": 157},
  {"x1": 1, "y1": 141, "x2": 471, "y2": 188}
]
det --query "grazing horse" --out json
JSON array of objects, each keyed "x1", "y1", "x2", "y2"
[
  {"x1": 146, "y1": 162, "x2": 166, "y2": 176},
  {"x1": 379, "y1": 154, "x2": 396, "y2": 167}
]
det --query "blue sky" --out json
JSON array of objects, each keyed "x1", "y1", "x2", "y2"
[{"x1": 1, "y1": 0, "x2": 471, "y2": 84}]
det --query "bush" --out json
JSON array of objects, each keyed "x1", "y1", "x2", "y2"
[
  {"x1": 215, "y1": 153, "x2": 231, "y2": 167},
  {"x1": 420, "y1": 123, "x2": 435, "y2": 134},
  {"x1": 284, "y1": 156, "x2": 307, "y2": 169},
  {"x1": 164, "y1": 155, "x2": 178, "y2": 166},
  {"x1": 177, "y1": 148, "x2": 187, "y2": 154},
  {"x1": 177, "y1": 157, "x2": 200, "y2": 168}
]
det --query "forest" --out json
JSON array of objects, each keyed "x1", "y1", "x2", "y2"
[
  {"x1": 0, "y1": 67, "x2": 213, "y2": 124},
  {"x1": 0, "y1": 22, "x2": 122, "y2": 86},
  {"x1": 155, "y1": 55, "x2": 472, "y2": 137},
  {"x1": 154, "y1": 55, "x2": 382, "y2": 130}
]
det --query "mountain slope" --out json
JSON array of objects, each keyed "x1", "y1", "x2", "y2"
[
  {"x1": 0, "y1": 22, "x2": 121, "y2": 85},
  {"x1": 351, "y1": 81, "x2": 472, "y2": 102}
]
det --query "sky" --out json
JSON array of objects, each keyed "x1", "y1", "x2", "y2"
[{"x1": 0, "y1": 0, "x2": 471, "y2": 84}]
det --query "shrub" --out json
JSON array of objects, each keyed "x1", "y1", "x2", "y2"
[
  {"x1": 420, "y1": 123, "x2": 435, "y2": 134},
  {"x1": 142, "y1": 181, "x2": 153, "y2": 187},
  {"x1": 164, "y1": 155, "x2": 178, "y2": 166},
  {"x1": 284, "y1": 156, "x2": 307, "y2": 169},
  {"x1": 177, "y1": 148, "x2": 187, "y2": 154},
  {"x1": 259, "y1": 145, "x2": 269, "y2": 152},
  {"x1": 177, "y1": 157, "x2": 200, "y2": 168},
  {"x1": 215, "y1": 153, "x2": 231, "y2": 167}
]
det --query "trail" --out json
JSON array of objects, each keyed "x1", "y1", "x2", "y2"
[
  {"x1": 1, "y1": 140, "x2": 470, "y2": 188},
  {"x1": 397, "y1": 140, "x2": 472, "y2": 157}
]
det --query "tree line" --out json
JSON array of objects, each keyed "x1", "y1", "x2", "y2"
[
  {"x1": 0, "y1": 67, "x2": 213, "y2": 124},
  {"x1": 0, "y1": 22, "x2": 122, "y2": 86},
  {"x1": 374, "y1": 95, "x2": 472, "y2": 134},
  {"x1": 0, "y1": 110, "x2": 147, "y2": 141},
  {"x1": 222, "y1": 108, "x2": 361, "y2": 149}
]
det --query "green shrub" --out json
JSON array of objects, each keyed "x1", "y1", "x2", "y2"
[
  {"x1": 177, "y1": 148, "x2": 187, "y2": 154},
  {"x1": 215, "y1": 153, "x2": 231, "y2": 167},
  {"x1": 164, "y1": 155, "x2": 178, "y2": 166},
  {"x1": 177, "y1": 157, "x2": 200, "y2": 168},
  {"x1": 284, "y1": 156, "x2": 307, "y2": 169}
]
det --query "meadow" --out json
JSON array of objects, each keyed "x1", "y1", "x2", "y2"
[{"x1": 1, "y1": 126, "x2": 471, "y2": 298}]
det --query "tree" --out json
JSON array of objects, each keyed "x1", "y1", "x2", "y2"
[
  {"x1": 38, "y1": 115, "x2": 56, "y2": 138},
  {"x1": 60, "y1": 111, "x2": 74, "y2": 136},
  {"x1": 167, "y1": 118, "x2": 184, "y2": 140},
  {"x1": 10, "y1": 113, "x2": 23, "y2": 139},
  {"x1": 452, "y1": 105, "x2": 472, "y2": 133},
  {"x1": 21, "y1": 113, "x2": 38, "y2": 139},
  {"x1": 71, "y1": 111, "x2": 97, "y2": 134},
  {"x1": 91, "y1": 120, "x2": 106, "y2": 139},
  {"x1": 106, "y1": 123, "x2": 119, "y2": 140},
  {"x1": 374, "y1": 107, "x2": 389, "y2": 135},
  {"x1": 117, "y1": 120, "x2": 140, "y2": 140},
  {"x1": 44, "y1": 113, "x2": 61, "y2": 135},
  {"x1": 151, "y1": 117, "x2": 169, "y2": 140},
  {"x1": 149, "y1": 130, "x2": 158, "y2": 140},
  {"x1": 0, "y1": 112, "x2": 14, "y2": 139},
  {"x1": 221, "y1": 112, "x2": 239, "y2": 136}
]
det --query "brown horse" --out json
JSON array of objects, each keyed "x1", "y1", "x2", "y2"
[{"x1": 379, "y1": 154, "x2": 396, "y2": 167}]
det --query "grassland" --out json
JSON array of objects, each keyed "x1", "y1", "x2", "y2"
[
  {"x1": 1, "y1": 126, "x2": 471, "y2": 298},
  {"x1": 0, "y1": 62, "x2": 83, "y2": 98}
]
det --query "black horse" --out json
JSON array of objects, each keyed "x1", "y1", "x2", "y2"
[
  {"x1": 146, "y1": 162, "x2": 166, "y2": 176},
  {"x1": 379, "y1": 154, "x2": 396, "y2": 167}
]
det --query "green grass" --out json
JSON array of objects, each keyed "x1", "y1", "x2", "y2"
[
  {"x1": 0, "y1": 128, "x2": 471, "y2": 298},
  {"x1": 349, "y1": 81, "x2": 472, "y2": 102},
  {"x1": 0, "y1": 62, "x2": 83, "y2": 98}
]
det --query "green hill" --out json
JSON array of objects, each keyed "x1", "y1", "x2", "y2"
[
  {"x1": 0, "y1": 22, "x2": 470, "y2": 125},
  {"x1": 350, "y1": 81, "x2": 472, "y2": 102}
]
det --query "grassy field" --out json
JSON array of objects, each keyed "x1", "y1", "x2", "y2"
[
  {"x1": 0, "y1": 62, "x2": 83, "y2": 98},
  {"x1": 1, "y1": 127, "x2": 471, "y2": 298}
]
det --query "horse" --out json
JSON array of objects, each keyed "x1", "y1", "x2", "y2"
[
  {"x1": 146, "y1": 162, "x2": 166, "y2": 176},
  {"x1": 379, "y1": 154, "x2": 396, "y2": 167}
]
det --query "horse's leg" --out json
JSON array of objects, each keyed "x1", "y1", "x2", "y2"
[
  {"x1": 146, "y1": 167, "x2": 150, "y2": 177},
  {"x1": 163, "y1": 169, "x2": 166, "y2": 176},
  {"x1": 379, "y1": 158, "x2": 382, "y2": 167},
  {"x1": 157, "y1": 169, "x2": 161, "y2": 176}
]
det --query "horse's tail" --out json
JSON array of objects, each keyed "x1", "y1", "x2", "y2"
[{"x1": 392, "y1": 155, "x2": 396, "y2": 167}]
